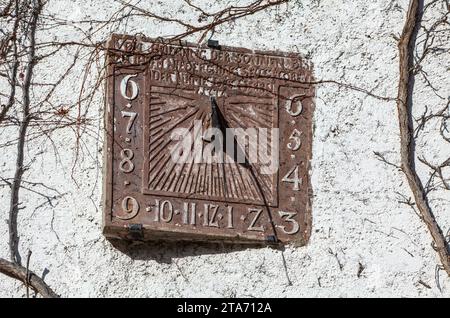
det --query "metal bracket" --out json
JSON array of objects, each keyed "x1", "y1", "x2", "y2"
[
  {"x1": 207, "y1": 39, "x2": 221, "y2": 50},
  {"x1": 128, "y1": 224, "x2": 144, "y2": 240},
  {"x1": 266, "y1": 235, "x2": 278, "y2": 244}
]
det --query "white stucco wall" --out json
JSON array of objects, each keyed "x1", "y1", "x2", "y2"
[{"x1": 0, "y1": 0, "x2": 449, "y2": 297}]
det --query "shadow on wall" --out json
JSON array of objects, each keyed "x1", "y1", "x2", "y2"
[{"x1": 108, "y1": 239, "x2": 284, "y2": 264}]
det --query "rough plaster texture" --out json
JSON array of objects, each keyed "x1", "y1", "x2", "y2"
[{"x1": 0, "y1": 0, "x2": 449, "y2": 297}]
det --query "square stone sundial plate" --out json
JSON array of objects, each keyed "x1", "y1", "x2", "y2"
[{"x1": 103, "y1": 34, "x2": 314, "y2": 246}]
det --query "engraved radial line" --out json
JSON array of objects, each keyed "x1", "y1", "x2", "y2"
[
  {"x1": 227, "y1": 116, "x2": 274, "y2": 167},
  {"x1": 246, "y1": 169, "x2": 265, "y2": 201},
  {"x1": 231, "y1": 113, "x2": 266, "y2": 128},
  {"x1": 187, "y1": 112, "x2": 208, "y2": 195},
  {"x1": 228, "y1": 101, "x2": 272, "y2": 105},
  {"x1": 164, "y1": 111, "x2": 205, "y2": 192},
  {"x1": 149, "y1": 138, "x2": 165, "y2": 153},
  {"x1": 163, "y1": 137, "x2": 191, "y2": 192},
  {"x1": 150, "y1": 115, "x2": 194, "y2": 156},
  {"x1": 218, "y1": 163, "x2": 225, "y2": 197},
  {"x1": 150, "y1": 118, "x2": 189, "y2": 150},
  {"x1": 225, "y1": 111, "x2": 268, "y2": 134},
  {"x1": 148, "y1": 135, "x2": 181, "y2": 179},
  {"x1": 150, "y1": 116, "x2": 164, "y2": 125},
  {"x1": 213, "y1": 163, "x2": 220, "y2": 197},
  {"x1": 150, "y1": 129, "x2": 189, "y2": 180},
  {"x1": 174, "y1": 143, "x2": 195, "y2": 193},
  {"x1": 150, "y1": 127, "x2": 163, "y2": 138},
  {"x1": 248, "y1": 165, "x2": 274, "y2": 210},
  {"x1": 207, "y1": 159, "x2": 213, "y2": 196},
  {"x1": 228, "y1": 163, "x2": 242, "y2": 199},
  {"x1": 216, "y1": 162, "x2": 223, "y2": 197},
  {"x1": 235, "y1": 110, "x2": 273, "y2": 125},
  {"x1": 218, "y1": 111, "x2": 260, "y2": 200},
  {"x1": 242, "y1": 162, "x2": 265, "y2": 201},
  {"x1": 180, "y1": 160, "x2": 193, "y2": 193},
  {"x1": 243, "y1": 169, "x2": 261, "y2": 200},
  {"x1": 211, "y1": 165, "x2": 217, "y2": 197},
  {"x1": 155, "y1": 90, "x2": 195, "y2": 100},
  {"x1": 200, "y1": 164, "x2": 206, "y2": 194},
  {"x1": 152, "y1": 171, "x2": 166, "y2": 190},
  {"x1": 233, "y1": 164, "x2": 246, "y2": 198},
  {"x1": 251, "y1": 166, "x2": 272, "y2": 198},
  {"x1": 215, "y1": 166, "x2": 220, "y2": 197},
  {"x1": 234, "y1": 105, "x2": 274, "y2": 122},
  {"x1": 194, "y1": 162, "x2": 204, "y2": 195},
  {"x1": 190, "y1": 163, "x2": 201, "y2": 194},
  {"x1": 175, "y1": 173, "x2": 185, "y2": 192},
  {"x1": 151, "y1": 106, "x2": 189, "y2": 118},
  {"x1": 254, "y1": 138, "x2": 273, "y2": 171},
  {"x1": 234, "y1": 164, "x2": 249, "y2": 199},
  {"x1": 149, "y1": 140, "x2": 168, "y2": 162},
  {"x1": 224, "y1": 163, "x2": 235, "y2": 198},
  {"x1": 186, "y1": 174, "x2": 194, "y2": 194},
  {"x1": 150, "y1": 117, "x2": 171, "y2": 132},
  {"x1": 151, "y1": 154, "x2": 174, "y2": 189},
  {"x1": 246, "y1": 128, "x2": 275, "y2": 195},
  {"x1": 185, "y1": 126, "x2": 203, "y2": 194},
  {"x1": 149, "y1": 153, "x2": 169, "y2": 185},
  {"x1": 151, "y1": 108, "x2": 198, "y2": 144},
  {"x1": 230, "y1": 112, "x2": 270, "y2": 129},
  {"x1": 181, "y1": 111, "x2": 206, "y2": 195},
  {"x1": 151, "y1": 117, "x2": 199, "y2": 190},
  {"x1": 222, "y1": 164, "x2": 232, "y2": 198},
  {"x1": 152, "y1": 91, "x2": 195, "y2": 101},
  {"x1": 165, "y1": 168, "x2": 178, "y2": 192},
  {"x1": 242, "y1": 134, "x2": 273, "y2": 196},
  {"x1": 218, "y1": 162, "x2": 227, "y2": 198},
  {"x1": 224, "y1": 164, "x2": 235, "y2": 199},
  {"x1": 149, "y1": 101, "x2": 166, "y2": 106},
  {"x1": 202, "y1": 160, "x2": 208, "y2": 195}
]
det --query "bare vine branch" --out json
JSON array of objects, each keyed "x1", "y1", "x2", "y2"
[
  {"x1": 396, "y1": 0, "x2": 450, "y2": 275},
  {"x1": 0, "y1": 257, "x2": 58, "y2": 298}
]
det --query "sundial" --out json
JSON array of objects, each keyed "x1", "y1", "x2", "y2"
[{"x1": 103, "y1": 34, "x2": 314, "y2": 245}]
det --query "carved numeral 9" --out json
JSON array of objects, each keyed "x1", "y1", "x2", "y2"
[
  {"x1": 116, "y1": 196, "x2": 139, "y2": 220},
  {"x1": 119, "y1": 148, "x2": 134, "y2": 173}
]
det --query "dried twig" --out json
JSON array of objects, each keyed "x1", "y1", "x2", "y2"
[
  {"x1": 25, "y1": 250, "x2": 31, "y2": 298},
  {"x1": 396, "y1": 0, "x2": 450, "y2": 275},
  {"x1": 0, "y1": 257, "x2": 58, "y2": 298},
  {"x1": 8, "y1": 0, "x2": 43, "y2": 265}
]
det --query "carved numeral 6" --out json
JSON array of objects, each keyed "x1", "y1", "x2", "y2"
[
  {"x1": 278, "y1": 211, "x2": 299, "y2": 235},
  {"x1": 282, "y1": 165, "x2": 302, "y2": 191},
  {"x1": 287, "y1": 129, "x2": 302, "y2": 151},
  {"x1": 119, "y1": 148, "x2": 134, "y2": 173},
  {"x1": 116, "y1": 196, "x2": 139, "y2": 220},
  {"x1": 285, "y1": 94, "x2": 304, "y2": 117},
  {"x1": 120, "y1": 74, "x2": 139, "y2": 101}
]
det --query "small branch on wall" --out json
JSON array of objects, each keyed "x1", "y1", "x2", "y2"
[
  {"x1": 0, "y1": 257, "x2": 59, "y2": 298},
  {"x1": 396, "y1": 0, "x2": 450, "y2": 276}
]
